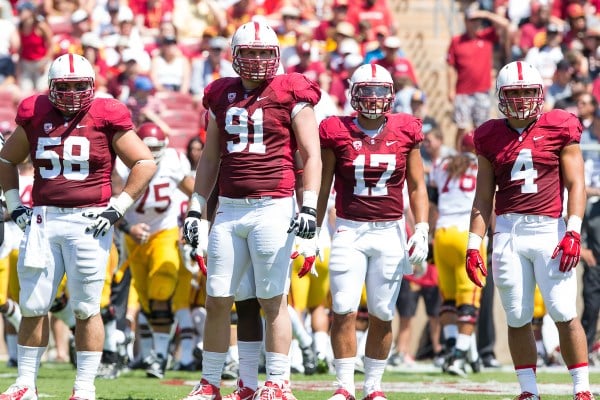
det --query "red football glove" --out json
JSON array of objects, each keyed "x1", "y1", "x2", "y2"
[
  {"x1": 551, "y1": 231, "x2": 581, "y2": 273},
  {"x1": 291, "y1": 236, "x2": 320, "y2": 278},
  {"x1": 191, "y1": 249, "x2": 207, "y2": 276},
  {"x1": 466, "y1": 249, "x2": 487, "y2": 288}
]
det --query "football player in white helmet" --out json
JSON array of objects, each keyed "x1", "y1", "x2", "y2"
[
  {"x1": 468, "y1": 60, "x2": 594, "y2": 400},
  {"x1": 182, "y1": 19, "x2": 321, "y2": 400},
  {"x1": 317, "y1": 63, "x2": 429, "y2": 400},
  {"x1": 0, "y1": 53, "x2": 156, "y2": 400}
]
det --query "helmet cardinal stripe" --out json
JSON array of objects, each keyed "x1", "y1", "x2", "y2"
[
  {"x1": 69, "y1": 53, "x2": 75, "y2": 73},
  {"x1": 517, "y1": 61, "x2": 523, "y2": 81},
  {"x1": 371, "y1": 63, "x2": 377, "y2": 77},
  {"x1": 254, "y1": 21, "x2": 260, "y2": 41}
]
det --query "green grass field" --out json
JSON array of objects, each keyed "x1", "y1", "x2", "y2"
[{"x1": 0, "y1": 362, "x2": 598, "y2": 399}]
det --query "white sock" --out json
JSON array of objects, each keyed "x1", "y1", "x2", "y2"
[
  {"x1": 455, "y1": 333, "x2": 471, "y2": 352},
  {"x1": 288, "y1": 305, "x2": 312, "y2": 348},
  {"x1": 313, "y1": 331, "x2": 330, "y2": 359},
  {"x1": 104, "y1": 320, "x2": 118, "y2": 353},
  {"x1": 265, "y1": 351, "x2": 289, "y2": 386},
  {"x1": 443, "y1": 324, "x2": 458, "y2": 343},
  {"x1": 191, "y1": 307, "x2": 206, "y2": 345},
  {"x1": 238, "y1": 341, "x2": 261, "y2": 390},
  {"x1": 137, "y1": 314, "x2": 153, "y2": 360},
  {"x1": 202, "y1": 351, "x2": 227, "y2": 387},
  {"x1": 153, "y1": 332, "x2": 171, "y2": 359},
  {"x1": 516, "y1": 367, "x2": 538, "y2": 396},
  {"x1": 363, "y1": 357, "x2": 386, "y2": 395},
  {"x1": 569, "y1": 365, "x2": 590, "y2": 394},
  {"x1": 333, "y1": 357, "x2": 356, "y2": 396},
  {"x1": 175, "y1": 309, "x2": 195, "y2": 364},
  {"x1": 468, "y1": 333, "x2": 479, "y2": 362},
  {"x1": 6, "y1": 334, "x2": 18, "y2": 361},
  {"x1": 16, "y1": 345, "x2": 45, "y2": 388},
  {"x1": 74, "y1": 351, "x2": 102, "y2": 392},
  {"x1": 356, "y1": 329, "x2": 368, "y2": 359}
]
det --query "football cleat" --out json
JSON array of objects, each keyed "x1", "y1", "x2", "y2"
[
  {"x1": 574, "y1": 392, "x2": 595, "y2": 400},
  {"x1": 281, "y1": 381, "x2": 296, "y2": 400},
  {"x1": 327, "y1": 388, "x2": 356, "y2": 400},
  {"x1": 68, "y1": 388, "x2": 95, "y2": 400},
  {"x1": 222, "y1": 380, "x2": 255, "y2": 400},
  {"x1": 513, "y1": 392, "x2": 540, "y2": 400},
  {"x1": 181, "y1": 379, "x2": 222, "y2": 400},
  {"x1": 221, "y1": 359, "x2": 239, "y2": 380},
  {"x1": 444, "y1": 350, "x2": 467, "y2": 377},
  {"x1": 362, "y1": 391, "x2": 386, "y2": 400},
  {"x1": 96, "y1": 362, "x2": 120, "y2": 379},
  {"x1": 253, "y1": 381, "x2": 283, "y2": 400},
  {"x1": 145, "y1": 354, "x2": 167, "y2": 379},
  {"x1": 300, "y1": 345, "x2": 317, "y2": 375},
  {"x1": 0, "y1": 385, "x2": 37, "y2": 400}
]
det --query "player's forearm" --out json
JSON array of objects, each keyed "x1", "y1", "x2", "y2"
[
  {"x1": 121, "y1": 160, "x2": 157, "y2": 201},
  {"x1": 469, "y1": 200, "x2": 492, "y2": 239},
  {"x1": 0, "y1": 162, "x2": 19, "y2": 193},
  {"x1": 300, "y1": 155, "x2": 322, "y2": 197},
  {"x1": 408, "y1": 184, "x2": 429, "y2": 224}
]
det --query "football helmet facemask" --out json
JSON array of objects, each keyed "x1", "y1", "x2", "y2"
[
  {"x1": 349, "y1": 64, "x2": 395, "y2": 119},
  {"x1": 231, "y1": 21, "x2": 280, "y2": 81},
  {"x1": 496, "y1": 61, "x2": 544, "y2": 120},
  {"x1": 137, "y1": 122, "x2": 168, "y2": 162},
  {"x1": 48, "y1": 53, "x2": 95, "y2": 115}
]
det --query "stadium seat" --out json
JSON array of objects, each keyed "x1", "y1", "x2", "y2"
[
  {"x1": 168, "y1": 129, "x2": 199, "y2": 152},
  {"x1": 155, "y1": 91, "x2": 196, "y2": 110},
  {"x1": 161, "y1": 109, "x2": 201, "y2": 129}
]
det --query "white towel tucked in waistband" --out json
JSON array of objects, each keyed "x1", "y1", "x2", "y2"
[{"x1": 23, "y1": 207, "x2": 49, "y2": 269}]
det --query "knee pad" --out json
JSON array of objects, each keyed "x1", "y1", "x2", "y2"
[
  {"x1": 332, "y1": 292, "x2": 359, "y2": 316},
  {"x1": 100, "y1": 305, "x2": 116, "y2": 324},
  {"x1": 440, "y1": 300, "x2": 457, "y2": 316},
  {"x1": 506, "y1": 305, "x2": 534, "y2": 328},
  {"x1": 367, "y1": 300, "x2": 394, "y2": 322},
  {"x1": 71, "y1": 301, "x2": 100, "y2": 320},
  {"x1": 148, "y1": 300, "x2": 174, "y2": 327},
  {"x1": 457, "y1": 304, "x2": 478, "y2": 324}
]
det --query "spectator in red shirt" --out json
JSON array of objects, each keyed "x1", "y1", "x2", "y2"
[
  {"x1": 512, "y1": 2, "x2": 550, "y2": 60},
  {"x1": 374, "y1": 35, "x2": 418, "y2": 88},
  {"x1": 314, "y1": 0, "x2": 351, "y2": 54},
  {"x1": 286, "y1": 41, "x2": 329, "y2": 90},
  {"x1": 446, "y1": 3, "x2": 510, "y2": 146},
  {"x1": 346, "y1": 0, "x2": 394, "y2": 37},
  {"x1": 563, "y1": 3, "x2": 588, "y2": 50}
]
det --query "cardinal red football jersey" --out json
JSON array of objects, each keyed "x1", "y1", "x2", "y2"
[
  {"x1": 320, "y1": 113, "x2": 423, "y2": 221},
  {"x1": 474, "y1": 109, "x2": 582, "y2": 218},
  {"x1": 203, "y1": 72, "x2": 321, "y2": 198},
  {"x1": 16, "y1": 95, "x2": 134, "y2": 208}
]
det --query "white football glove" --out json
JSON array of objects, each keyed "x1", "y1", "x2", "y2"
[
  {"x1": 291, "y1": 233, "x2": 322, "y2": 278},
  {"x1": 407, "y1": 222, "x2": 429, "y2": 265}
]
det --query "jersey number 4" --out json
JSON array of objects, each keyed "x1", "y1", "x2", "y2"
[{"x1": 510, "y1": 148, "x2": 538, "y2": 193}]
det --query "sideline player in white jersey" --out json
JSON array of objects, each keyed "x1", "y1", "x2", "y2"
[
  {"x1": 430, "y1": 132, "x2": 484, "y2": 376},
  {"x1": 114, "y1": 122, "x2": 194, "y2": 380}
]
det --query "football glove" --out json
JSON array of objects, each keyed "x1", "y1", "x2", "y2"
[
  {"x1": 291, "y1": 235, "x2": 321, "y2": 278},
  {"x1": 10, "y1": 205, "x2": 33, "y2": 232},
  {"x1": 287, "y1": 206, "x2": 317, "y2": 239},
  {"x1": 552, "y1": 231, "x2": 581, "y2": 273},
  {"x1": 407, "y1": 222, "x2": 429, "y2": 264},
  {"x1": 83, "y1": 206, "x2": 123, "y2": 238},
  {"x1": 466, "y1": 248, "x2": 487, "y2": 288},
  {"x1": 183, "y1": 210, "x2": 202, "y2": 248}
]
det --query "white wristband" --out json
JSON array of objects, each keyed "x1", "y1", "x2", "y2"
[
  {"x1": 4, "y1": 189, "x2": 23, "y2": 213},
  {"x1": 302, "y1": 190, "x2": 318, "y2": 209},
  {"x1": 112, "y1": 192, "x2": 135, "y2": 215},
  {"x1": 566, "y1": 215, "x2": 582, "y2": 234},
  {"x1": 189, "y1": 192, "x2": 207, "y2": 213},
  {"x1": 467, "y1": 232, "x2": 483, "y2": 250},
  {"x1": 414, "y1": 222, "x2": 429, "y2": 233}
]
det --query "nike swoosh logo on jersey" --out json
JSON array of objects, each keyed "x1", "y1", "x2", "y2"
[
  {"x1": 386, "y1": 141, "x2": 398, "y2": 146},
  {"x1": 257, "y1": 96, "x2": 268, "y2": 101},
  {"x1": 76, "y1": 124, "x2": 86, "y2": 129},
  {"x1": 533, "y1": 136, "x2": 544, "y2": 140}
]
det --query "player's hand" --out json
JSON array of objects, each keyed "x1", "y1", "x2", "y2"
[
  {"x1": 466, "y1": 249, "x2": 487, "y2": 288},
  {"x1": 288, "y1": 206, "x2": 317, "y2": 239},
  {"x1": 407, "y1": 223, "x2": 429, "y2": 264},
  {"x1": 83, "y1": 206, "x2": 123, "y2": 238},
  {"x1": 552, "y1": 231, "x2": 581, "y2": 273},
  {"x1": 291, "y1": 236, "x2": 321, "y2": 278},
  {"x1": 183, "y1": 211, "x2": 202, "y2": 247},
  {"x1": 10, "y1": 205, "x2": 33, "y2": 231},
  {"x1": 190, "y1": 248, "x2": 207, "y2": 276}
]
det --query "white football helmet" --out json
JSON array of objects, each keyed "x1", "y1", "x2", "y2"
[
  {"x1": 48, "y1": 53, "x2": 95, "y2": 114},
  {"x1": 231, "y1": 21, "x2": 280, "y2": 81},
  {"x1": 496, "y1": 61, "x2": 544, "y2": 120},
  {"x1": 349, "y1": 64, "x2": 395, "y2": 119}
]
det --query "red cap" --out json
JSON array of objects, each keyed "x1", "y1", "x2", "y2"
[
  {"x1": 461, "y1": 131, "x2": 476, "y2": 153},
  {"x1": 567, "y1": 3, "x2": 585, "y2": 18}
]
